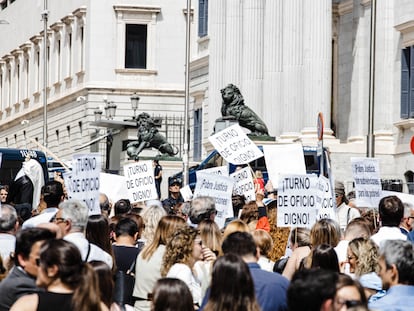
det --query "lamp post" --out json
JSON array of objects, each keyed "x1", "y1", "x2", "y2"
[
  {"x1": 130, "y1": 94, "x2": 140, "y2": 120},
  {"x1": 42, "y1": 0, "x2": 48, "y2": 147},
  {"x1": 183, "y1": 0, "x2": 191, "y2": 186},
  {"x1": 101, "y1": 100, "x2": 117, "y2": 172},
  {"x1": 367, "y1": 0, "x2": 376, "y2": 158}
]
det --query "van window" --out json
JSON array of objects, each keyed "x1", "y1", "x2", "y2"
[
  {"x1": 201, "y1": 152, "x2": 225, "y2": 169},
  {"x1": 0, "y1": 148, "x2": 48, "y2": 186}
]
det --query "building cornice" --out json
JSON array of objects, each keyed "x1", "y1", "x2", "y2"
[
  {"x1": 113, "y1": 5, "x2": 161, "y2": 14},
  {"x1": 395, "y1": 20, "x2": 414, "y2": 48}
]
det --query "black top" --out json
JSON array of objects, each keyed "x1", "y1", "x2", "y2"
[
  {"x1": 112, "y1": 245, "x2": 142, "y2": 272},
  {"x1": 37, "y1": 292, "x2": 73, "y2": 311},
  {"x1": 154, "y1": 164, "x2": 162, "y2": 182}
]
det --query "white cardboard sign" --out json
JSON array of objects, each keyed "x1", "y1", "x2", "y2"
[
  {"x1": 315, "y1": 175, "x2": 336, "y2": 220},
  {"x1": 208, "y1": 124, "x2": 263, "y2": 165},
  {"x1": 123, "y1": 160, "x2": 158, "y2": 203},
  {"x1": 193, "y1": 171, "x2": 235, "y2": 228},
  {"x1": 230, "y1": 167, "x2": 256, "y2": 201},
  {"x1": 277, "y1": 174, "x2": 318, "y2": 228},
  {"x1": 201, "y1": 165, "x2": 229, "y2": 176},
  {"x1": 263, "y1": 144, "x2": 306, "y2": 189},
  {"x1": 351, "y1": 157, "x2": 382, "y2": 208},
  {"x1": 63, "y1": 153, "x2": 101, "y2": 215}
]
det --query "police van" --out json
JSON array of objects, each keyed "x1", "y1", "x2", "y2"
[
  {"x1": 0, "y1": 148, "x2": 49, "y2": 186},
  {"x1": 171, "y1": 145, "x2": 330, "y2": 190}
]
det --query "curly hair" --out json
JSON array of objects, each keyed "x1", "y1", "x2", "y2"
[
  {"x1": 161, "y1": 226, "x2": 198, "y2": 276},
  {"x1": 348, "y1": 237, "x2": 379, "y2": 276}
]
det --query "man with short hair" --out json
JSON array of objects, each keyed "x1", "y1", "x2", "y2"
[
  {"x1": 400, "y1": 202, "x2": 414, "y2": 236},
  {"x1": 334, "y1": 181, "x2": 360, "y2": 231},
  {"x1": 369, "y1": 240, "x2": 414, "y2": 311},
  {"x1": 54, "y1": 199, "x2": 113, "y2": 268},
  {"x1": 201, "y1": 231, "x2": 289, "y2": 311},
  {"x1": 189, "y1": 196, "x2": 217, "y2": 225},
  {"x1": 287, "y1": 269, "x2": 338, "y2": 311},
  {"x1": 0, "y1": 228, "x2": 55, "y2": 311},
  {"x1": 0, "y1": 204, "x2": 18, "y2": 266},
  {"x1": 112, "y1": 217, "x2": 140, "y2": 272},
  {"x1": 371, "y1": 196, "x2": 406, "y2": 246},
  {"x1": 22, "y1": 180, "x2": 64, "y2": 229}
]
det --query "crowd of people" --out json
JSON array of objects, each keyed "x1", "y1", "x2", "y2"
[{"x1": 1, "y1": 170, "x2": 414, "y2": 311}]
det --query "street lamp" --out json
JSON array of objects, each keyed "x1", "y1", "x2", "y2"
[
  {"x1": 98, "y1": 100, "x2": 117, "y2": 172},
  {"x1": 93, "y1": 109, "x2": 103, "y2": 122},
  {"x1": 104, "y1": 101, "x2": 117, "y2": 120},
  {"x1": 130, "y1": 94, "x2": 140, "y2": 120}
]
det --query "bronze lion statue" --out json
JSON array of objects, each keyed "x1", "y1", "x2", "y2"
[
  {"x1": 220, "y1": 84, "x2": 269, "y2": 136},
  {"x1": 127, "y1": 113, "x2": 178, "y2": 160}
]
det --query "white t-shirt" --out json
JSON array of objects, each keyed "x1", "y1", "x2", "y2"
[{"x1": 167, "y1": 263, "x2": 201, "y2": 305}]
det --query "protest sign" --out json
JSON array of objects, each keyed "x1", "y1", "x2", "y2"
[
  {"x1": 230, "y1": 167, "x2": 256, "y2": 201},
  {"x1": 201, "y1": 165, "x2": 229, "y2": 176},
  {"x1": 208, "y1": 124, "x2": 263, "y2": 165},
  {"x1": 351, "y1": 157, "x2": 382, "y2": 208},
  {"x1": 100, "y1": 173, "x2": 129, "y2": 203},
  {"x1": 315, "y1": 175, "x2": 336, "y2": 220},
  {"x1": 63, "y1": 153, "x2": 101, "y2": 215},
  {"x1": 263, "y1": 144, "x2": 306, "y2": 188},
  {"x1": 277, "y1": 174, "x2": 318, "y2": 228},
  {"x1": 193, "y1": 171, "x2": 235, "y2": 228},
  {"x1": 123, "y1": 160, "x2": 157, "y2": 203},
  {"x1": 180, "y1": 185, "x2": 193, "y2": 201}
]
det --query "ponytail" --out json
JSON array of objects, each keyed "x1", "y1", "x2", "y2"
[{"x1": 72, "y1": 263, "x2": 102, "y2": 311}]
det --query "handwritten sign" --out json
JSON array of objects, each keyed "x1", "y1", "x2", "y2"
[
  {"x1": 230, "y1": 167, "x2": 256, "y2": 201},
  {"x1": 201, "y1": 165, "x2": 229, "y2": 176},
  {"x1": 277, "y1": 174, "x2": 318, "y2": 228},
  {"x1": 208, "y1": 124, "x2": 263, "y2": 165},
  {"x1": 315, "y1": 175, "x2": 335, "y2": 220},
  {"x1": 64, "y1": 153, "x2": 101, "y2": 215},
  {"x1": 263, "y1": 144, "x2": 306, "y2": 188},
  {"x1": 193, "y1": 171, "x2": 235, "y2": 228},
  {"x1": 351, "y1": 157, "x2": 382, "y2": 208},
  {"x1": 123, "y1": 160, "x2": 157, "y2": 203}
]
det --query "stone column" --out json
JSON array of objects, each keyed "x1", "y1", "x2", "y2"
[
  {"x1": 224, "y1": 0, "x2": 242, "y2": 86},
  {"x1": 241, "y1": 0, "x2": 265, "y2": 114},
  {"x1": 348, "y1": 1, "x2": 370, "y2": 142},
  {"x1": 263, "y1": 1, "x2": 283, "y2": 136},
  {"x1": 281, "y1": 0, "x2": 303, "y2": 138},
  {"x1": 372, "y1": 0, "x2": 395, "y2": 144},
  {"x1": 301, "y1": 0, "x2": 332, "y2": 139},
  {"x1": 208, "y1": 0, "x2": 226, "y2": 134}
]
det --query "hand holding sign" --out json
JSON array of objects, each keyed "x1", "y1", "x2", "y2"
[{"x1": 208, "y1": 124, "x2": 263, "y2": 165}]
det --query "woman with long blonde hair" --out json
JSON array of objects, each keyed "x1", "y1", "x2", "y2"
[{"x1": 133, "y1": 215, "x2": 185, "y2": 311}]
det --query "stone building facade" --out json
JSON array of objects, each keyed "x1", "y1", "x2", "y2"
[{"x1": 190, "y1": 0, "x2": 414, "y2": 192}]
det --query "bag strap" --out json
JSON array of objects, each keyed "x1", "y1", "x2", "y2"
[
  {"x1": 126, "y1": 257, "x2": 136, "y2": 275},
  {"x1": 84, "y1": 243, "x2": 91, "y2": 263},
  {"x1": 346, "y1": 206, "x2": 351, "y2": 225}
]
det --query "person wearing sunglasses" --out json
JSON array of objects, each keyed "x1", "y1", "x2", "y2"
[
  {"x1": 333, "y1": 274, "x2": 367, "y2": 311},
  {"x1": 0, "y1": 228, "x2": 55, "y2": 311}
]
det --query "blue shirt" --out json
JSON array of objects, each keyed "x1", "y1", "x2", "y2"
[
  {"x1": 368, "y1": 285, "x2": 414, "y2": 311},
  {"x1": 200, "y1": 262, "x2": 289, "y2": 311}
]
